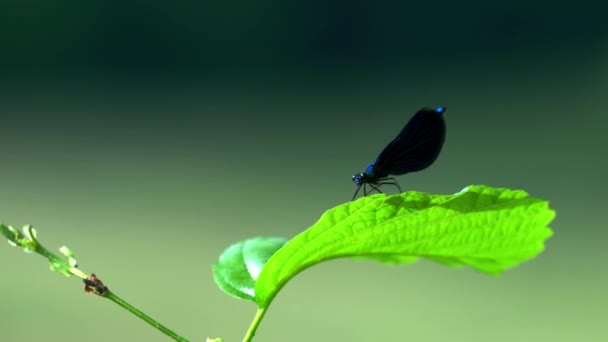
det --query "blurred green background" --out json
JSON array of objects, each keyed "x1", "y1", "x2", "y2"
[{"x1": 1, "y1": 1, "x2": 607, "y2": 341}]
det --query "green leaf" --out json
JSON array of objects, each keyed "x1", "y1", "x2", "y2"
[
  {"x1": 1, "y1": 224, "x2": 38, "y2": 252},
  {"x1": 213, "y1": 236, "x2": 288, "y2": 301},
  {"x1": 254, "y1": 185, "x2": 555, "y2": 307},
  {"x1": 59, "y1": 246, "x2": 78, "y2": 267},
  {"x1": 1, "y1": 223, "x2": 19, "y2": 246}
]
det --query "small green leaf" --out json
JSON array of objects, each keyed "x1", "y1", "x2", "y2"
[
  {"x1": 255, "y1": 185, "x2": 555, "y2": 307},
  {"x1": 59, "y1": 246, "x2": 78, "y2": 267},
  {"x1": 21, "y1": 225, "x2": 39, "y2": 253},
  {"x1": 1, "y1": 223, "x2": 20, "y2": 246},
  {"x1": 1, "y1": 224, "x2": 38, "y2": 252},
  {"x1": 213, "y1": 237, "x2": 288, "y2": 301}
]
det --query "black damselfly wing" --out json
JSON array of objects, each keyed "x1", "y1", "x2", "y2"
[
  {"x1": 351, "y1": 106, "x2": 446, "y2": 199},
  {"x1": 372, "y1": 106, "x2": 446, "y2": 177}
]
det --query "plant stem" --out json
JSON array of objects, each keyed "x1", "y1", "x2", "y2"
[
  {"x1": 105, "y1": 290, "x2": 189, "y2": 342},
  {"x1": 243, "y1": 307, "x2": 267, "y2": 342},
  {"x1": 35, "y1": 243, "x2": 88, "y2": 278}
]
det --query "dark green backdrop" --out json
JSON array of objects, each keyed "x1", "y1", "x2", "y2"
[{"x1": 1, "y1": 1, "x2": 606, "y2": 341}]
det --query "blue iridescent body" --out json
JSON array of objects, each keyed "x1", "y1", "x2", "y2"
[{"x1": 352, "y1": 106, "x2": 447, "y2": 199}]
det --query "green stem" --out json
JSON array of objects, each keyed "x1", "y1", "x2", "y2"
[
  {"x1": 3, "y1": 226, "x2": 190, "y2": 341},
  {"x1": 35, "y1": 243, "x2": 87, "y2": 278},
  {"x1": 243, "y1": 307, "x2": 268, "y2": 342},
  {"x1": 105, "y1": 290, "x2": 189, "y2": 342}
]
